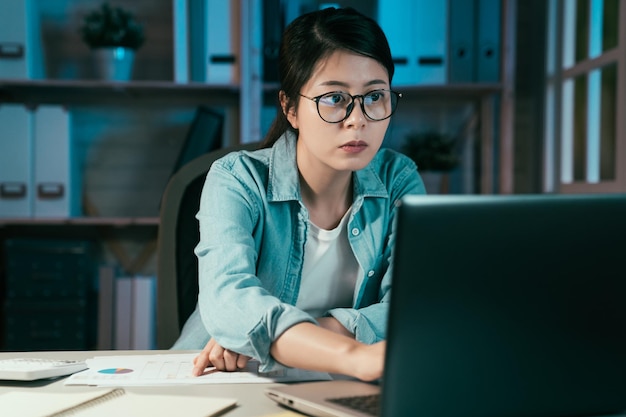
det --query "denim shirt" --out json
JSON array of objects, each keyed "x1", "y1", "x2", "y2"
[{"x1": 173, "y1": 132, "x2": 425, "y2": 371}]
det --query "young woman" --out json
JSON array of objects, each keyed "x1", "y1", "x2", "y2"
[{"x1": 173, "y1": 7, "x2": 425, "y2": 382}]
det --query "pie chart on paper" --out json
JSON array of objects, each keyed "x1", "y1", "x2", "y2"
[{"x1": 98, "y1": 368, "x2": 134, "y2": 374}]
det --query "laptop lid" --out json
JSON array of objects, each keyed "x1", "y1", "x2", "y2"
[
  {"x1": 266, "y1": 194, "x2": 626, "y2": 417},
  {"x1": 381, "y1": 194, "x2": 626, "y2": 417}
]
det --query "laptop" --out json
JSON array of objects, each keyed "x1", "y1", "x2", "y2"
[{"x1": 266, "y1": 194, "x2": 626, "y2": 417}]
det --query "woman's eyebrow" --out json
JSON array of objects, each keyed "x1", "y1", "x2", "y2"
[{"x1": 317, "y1": 79, "x2": 389, "y2": 88}]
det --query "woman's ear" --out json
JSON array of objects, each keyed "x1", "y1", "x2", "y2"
[{"x1": 280, "y1": 90, "x2": 298, "y2": 129}]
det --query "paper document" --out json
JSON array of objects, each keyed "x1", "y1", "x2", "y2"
[{"x1": 64, "y1": 353, "x2": 331, "y2": 386}]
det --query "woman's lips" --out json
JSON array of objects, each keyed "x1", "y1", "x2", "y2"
[{"x1": 340, "y1": 141, "x2": 368, "y2": 153}]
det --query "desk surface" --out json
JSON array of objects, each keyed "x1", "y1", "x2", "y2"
[{"x1": 0, "y1": 350, "x2": 298, "y2": 417}]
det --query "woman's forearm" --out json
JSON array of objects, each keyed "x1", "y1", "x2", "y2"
[{"x1": 269, "y1": 322, "x2": 385, "y2": 381}]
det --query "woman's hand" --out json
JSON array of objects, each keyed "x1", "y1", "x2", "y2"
[{"x1": 192, "y1": 338, "x2": 251, "y2": 376}]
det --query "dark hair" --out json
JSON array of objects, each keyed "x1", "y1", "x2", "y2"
[{"x1": 260, "y1": 7, "x2": 395, "y2": 148}]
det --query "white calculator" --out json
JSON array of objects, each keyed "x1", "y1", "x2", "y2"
[{"x1": 0, "y1": 358, "x2": 88, "y2": 381}]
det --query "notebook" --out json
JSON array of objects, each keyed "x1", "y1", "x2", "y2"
[
  {"x1": 266, "y1": 194, "x2": 626, "y2": 417},
  {"x1": 0, "y1": 388, "x2": 236, "y2": 417}
]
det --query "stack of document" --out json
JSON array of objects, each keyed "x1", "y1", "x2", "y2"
[{"x1": 64, "y1": 353, "x2": 331, "y2": 386}]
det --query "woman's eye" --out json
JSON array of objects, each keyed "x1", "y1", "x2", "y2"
[
  {"x1": 320, "y1": 93, "x2": 347, "y2": 106},
  {"x1": 366, "y1": 92, "x2": 383, "y2": 103}
]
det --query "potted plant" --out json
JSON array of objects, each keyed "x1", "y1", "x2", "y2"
[
  {"x1": 401, "y1": 131, "x2": 460, "y2": 193},
  {"x1": 79, "y1": 2, "x2": 145, "y2": 81}
]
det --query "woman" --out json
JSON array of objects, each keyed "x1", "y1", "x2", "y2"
[{"x1": 173, "y1": 7, "x2": 425, "y2": 382}]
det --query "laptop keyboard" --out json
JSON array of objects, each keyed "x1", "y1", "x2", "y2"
[{"x1": 327, "y1": 394, "x2": 380, "y2": 416}]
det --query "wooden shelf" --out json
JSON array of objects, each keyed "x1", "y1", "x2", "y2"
[
  {"x1": 0, "y1": 80, "x2": 240, "y2": 106},
  {"x1": 397, "y1": 83, "x2": 502, "y2": 97},
  {"x1": 0, "y1": 217, "x2": 160, "y2": 227}
]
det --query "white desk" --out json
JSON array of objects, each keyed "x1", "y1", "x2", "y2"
[{"x1": 0, "y1": 350, "x2": 299, "y2": 417}]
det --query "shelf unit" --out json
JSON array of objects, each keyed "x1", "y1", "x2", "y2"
[
  {"x1": 0, "y1": 0, "x2": 516, "y2": 246},
  {"x1": 0, "y1": 0, "x2": 516, "y2": 350}
]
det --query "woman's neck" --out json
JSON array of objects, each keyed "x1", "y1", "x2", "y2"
[{"x1": 298, "y1": 164, "x2": 353, "y2": 230}]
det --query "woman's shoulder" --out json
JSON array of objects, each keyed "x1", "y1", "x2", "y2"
[
  {"x1": 371, "y1": 147, "x2": 417, "y2": 172},
  {"x1": 212, "y1": 145, "x2": 272, "y2": 172}
]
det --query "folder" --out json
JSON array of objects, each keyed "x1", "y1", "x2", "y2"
[
  {"x1": 448, "y1": 0, "x2": 477, "y2": 83},
  {"x1": 413, "y1": 0, "x2": 447, "y2": 84},
  {"x1": 188, "y1": 0, "x2": 207, "y2": 82},
  {"x1": 205, "y1": 0, "x2": 239, "y2": 84},
  {"x1": 131, "y1": 275, "x2": 156, "y2": 350},
  {"x1": 172, "y1": 0, "x2": 189, "y2": 83},
  {"x1": 476, "y1": 0, "x2": 501, "y2": 82},
  {"x1": 379, "y1": 0, "x2": 447, "y2": 85},
  {"x1": 0, "y1": 105, "x2": 33, "y2": 218},
  {"x1": 0, "y1": 0, "x2": 45, "y2": 79},
  {"x1": 262, "y1": 0, "x2": 283, "y2": 82},
  {"x1": 378, "y1": 0, "x2": 414, "y2": 85},
  {"x1": 114, "y1": 276, "x2": 133, "y2": 350},
  {"x1": 97, "y1": 264, "x2": 116, "y2": 350},
  {"x1": 33, "y1": 105, "x2": 81, "y2": 218}
]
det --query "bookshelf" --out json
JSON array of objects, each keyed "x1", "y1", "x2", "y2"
[{"x1": 0, "y1": 0, "x2": 516, "y2": 350}]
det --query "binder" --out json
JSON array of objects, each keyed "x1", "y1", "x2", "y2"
[
  {"x1": 378, "y1": 0, "x2": 447, "y2": 85},
  {"x1": 33, "y1": 105, "x2": 81, "y2": 218},
  {"x1": 476, "y1": 0, "x2": 501, "y2": 82},
  {"x1": 172, "y1": 0, "x2": 189, "y2": 83},
  {"x1": 114, "y1": 276, "x2": 133, "y2": 350},
  {"x1": 189, "y1": 0, "x2": 207, "y2": 82},
  {"x1": 413, "y1": 0, "x2": 447, "y2": 84},
  {"x1": 0, "y1": 105, "x2": 33, "y2": 218},
  {"x1": 97, "y1": 265, "x2": 116, "y2": 350},
  {"x1": 448, "y1": 0, "x2": 477, "y2": 83},
  {"x1": 205, "y1": 0, "x2": 239, "y2": 84},
  {"x1": 131, "y1": 275, "x2": 156, "y2": 350},
  {"x1": 262, "y1": 0, "x2": 283, "y2": 82},
  {"x1": 0, "y1": 0, "x2": 45, "y2": 79},
  {"x1": 378, "y1": 0, "x2": 414, "y2": 85}
]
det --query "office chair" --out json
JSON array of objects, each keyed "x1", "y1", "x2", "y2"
[{"x1": 156, "y1": 142, "x2": 260, "y2": 349}]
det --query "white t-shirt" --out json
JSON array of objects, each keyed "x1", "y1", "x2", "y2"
[{"x1": 296, "y1": 208, "x2": 362, "y2": 318}]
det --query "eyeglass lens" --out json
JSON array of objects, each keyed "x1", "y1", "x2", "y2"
[{"x1": 317, "y1": 90, "x2": 398, "y2": 123}]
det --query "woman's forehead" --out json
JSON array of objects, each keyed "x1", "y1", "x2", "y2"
[{"x1": 306, "y1": 50, "x2": 389, "y2": 89}]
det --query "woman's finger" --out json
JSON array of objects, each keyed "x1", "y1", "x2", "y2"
[
  {"x1": 236, "y1": 354, "x2": 250, "y2": 370},
  {"x1": 208, "y1": 344, "x2": 226, "y2": 371},
  {"x1": 192, "y1": 339, "x2": 216, "y2": 376},
  {"x1": 223, "y1": 349, "x2": 240, "y2": 371}
]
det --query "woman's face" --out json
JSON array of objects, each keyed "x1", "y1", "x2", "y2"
[{"x1": 286, "y1": 50, "x2": 392, "y2": 175}]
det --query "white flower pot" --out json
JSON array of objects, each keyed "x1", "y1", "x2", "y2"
[{"x1": 94, "y1": 47, "x2": 135, "y2": 81}]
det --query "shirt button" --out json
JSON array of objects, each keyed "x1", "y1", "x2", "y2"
[
  {"x1": 351, "y1": 228, "x2": 360, "y2": 236},
  {"x1": 367, "y1": 270, "x2": 375, "y2": 277}
]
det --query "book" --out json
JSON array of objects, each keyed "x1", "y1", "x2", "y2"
[
  {"x1": 130, "y1": 275, "x2": 156, "y2": 350},
  {"x1": 0, "y1": 0, "x2": 45, "y2": 79},
  {"x1": 114, "y1": 276, "x2": 132, "y2": 350},
  {"x1": 0, "y1": 104, "x2": 33, "y2": 218},
  {"x1": 33, "y1": 105, "x2": 81, "y2": 218},
  {"x1": 97, "y1": 265, "x2": 116, "y2": 350},
  {"x1": 0, "y1": 388, "x2": 236, "y2": 417}
]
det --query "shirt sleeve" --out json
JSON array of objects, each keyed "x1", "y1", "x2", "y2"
[{"x1": 195, "y1": 158, "x2": 315, "y2": 372}]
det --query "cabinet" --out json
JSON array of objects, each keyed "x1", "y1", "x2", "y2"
[{"x1": 0, "y1": 0, "x2": 515, "y2": 349}]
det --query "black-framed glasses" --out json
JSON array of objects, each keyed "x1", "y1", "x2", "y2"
[{"x1": 298, "y1": 89, "x2": 402, "y2": 123}]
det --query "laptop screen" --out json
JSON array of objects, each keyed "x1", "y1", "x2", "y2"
[{"x1": 382, "y1": 194, "x2": 626, "y2": 417}]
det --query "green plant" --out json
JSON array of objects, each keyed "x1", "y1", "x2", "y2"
[
  {"x1": 80, "y1": 2, "x2": 145, "y2": 50},
  {"x1": 401, "y1": 131, "x2": 460, "y2": 171}
]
